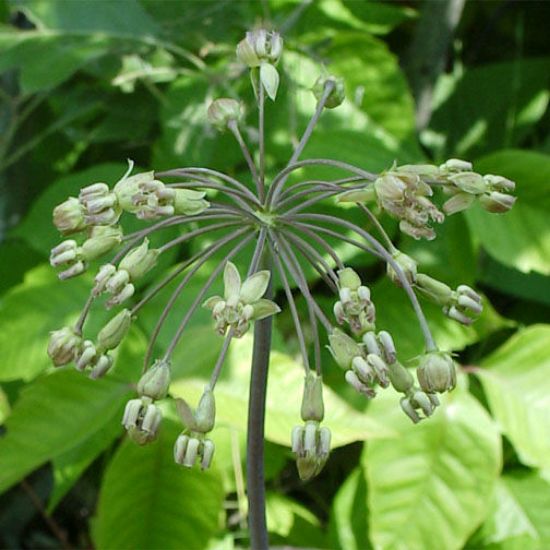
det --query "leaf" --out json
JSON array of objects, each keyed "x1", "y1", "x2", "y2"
[
  {"x1": 20, "y1": 0, "x2": 161, "y2": 37},
  {"x1": 93, "y1": 418, "x2": 224, "y2": 550},
  {"x1": 0, "y1": 370, "x2": 131, "y2": 494},
  {"x1": 477, "y1": 324, "x2": 550, "y2": 472},
  {"x1": 429, "y1": 58, "x2": 550, "y2": 158},
  {"x1": 472, "y1": 472, "x2": 550, "y2": 549},
  {"x1": 466, "y1": 150, "x2": 550, "y2": 275},
  {"x1": 0, "y1": 31, "x2": 110, "y2": 93},
  {"x1": 170, "y1": 336, "x2": 391, "y2": 448},
  {"x1": 328, "y1": 467, "x2": 371, "y2": 550},
  {"x1": 48, "y1": 414, "x2": 121, "y2": 512},
  {"x1": 365, "y1": 382, "x2": 502, "y2": 550}
]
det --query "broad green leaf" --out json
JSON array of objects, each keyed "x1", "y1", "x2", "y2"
[
  {"x1": 19, "y1": 0, "x2": 160, "y2": 37},
  {"x1": 170, "y1": 337, "x2": 391, "y2": 448},
  {"x1": 47, "y1": 414, "x2": 121, "y2": 512},
  {"x1": 318, "y1": 0, "x2": 415, "y2": 35},
  {"x1": 93, "y1": 418, "x2": 224, "y2": 550},
  {"x1": 366, "y1": 383, "x2": 502, "y2": 550},
  {"x1": 152, "y1": 76, "x2": 217, "y2": 169},
  {"x1": 0, "y1": 264, "x2": 108, "y2": 382},
  {"x1": 0, "y1": 32, "x2": 109, "y2": 93},
  {"x1": 328, "y1": 467, "x2": 370, "y2": 550},
  {"x1": 429, "y1": 58, "x2": 550, "y2": 158},
  {"x1": 466, "y1": 150, "x2": 550, "y2": 275},
  {"x1": 470, "y1": 472, "x2": 550, "y2": 549},
  {"x1": 0, "y1": 370, "x2": 131, "y2": 494},
  {"x1": 478, "y1": 324, "x2": 550, "y2": 472},
  {"x1": 267, "y1": 492, "x2": 326, "y2": 548},
  {"x1": 0, "y1": 239, "x2": 43, "y2": 296}
]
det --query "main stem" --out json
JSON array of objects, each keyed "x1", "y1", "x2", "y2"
[{"x1": 246, "y1": 256, "x2": 273, "y2": 550}]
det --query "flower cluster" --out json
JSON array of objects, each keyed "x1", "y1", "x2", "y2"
[
  {"x1": 46, "y1": 28, "x2": 516, "y2": 489},
  {"x1": 339, "y1": 159, "x2": 516, "y2": 240}
]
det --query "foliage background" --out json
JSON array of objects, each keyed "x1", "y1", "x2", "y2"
[{"x1": 1, "y1": 0, "x2": 549, "y2": 548}]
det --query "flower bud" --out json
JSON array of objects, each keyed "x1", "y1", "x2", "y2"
[
  {"x1": 479, "y1": 191, "x2": 516, "y2": 213},
  {"x1": 237, "y1": 29, "x2": 283, "y2": 67},
  {"x1": 312, "y1": 75, "x2": 345, "y2": 109},
  {"x1": 442, "y1": 192, "x2": 476, "y2": 215},
  {"x1": 337, "y1": 267, "x2": 361, "y2": 291},
  {"x1": 97, "y1": 309, "x2": 132, "y2": 352},
  {"x1": 207, "y1": 98, "x2": 242, "y2": 130},
  {"x1": 122, "y1": 397, "x2": 162, "y2": 445},
  {"x1": 388, "y1": 361, "x2": 414, "y2": 393},
  {"x1": 439, "y1": 159, "x2": 473, "y2": 173},
  {"x1": 48, "y1": 327, "x2": 82, "y2": 366},
  {"x1": 119, "y1": 239, "x2": 159, "y2": 280},
  {"x1": 137, "y1": 359, "x2": 171, "y2": 400},
  {"x1": 173, "y1": 189, "x2": 209, "y2": 216},
  {"x1": 53, "y1": 197, "x2": 86, "y2": 235},
  {"x1": 448, "y1": 172, "x2": 487, "y2": 194},
  {"x1": 194, "y1": 387, "x2": 216, "y2": 433},
  {"x1": 387, "y1": 250, "x2": 418, "y2": 286},
  {"x1": 484, "y1": 174, "x2": 515, "y2": 193},
  {"x1": 75, "y1": 340, "x2": 97, "y2": 371},
  {"x1": 328, "y1": 329, "x2": 363, "y2": 370},
  {"x1": 81, "y1": 225, "x2": 123, "y2": 261},
  {"x1": 415, "y1": 274, "x2": 453, "y2": 306},
  {"x1": 300, "y1": 372, "x2": 325, "y2": 422},
  {"x1": 416, "y1": 351, "x2": 456, "y2": 393},
  {"x1": 89, "y1": 354, "x2": 113, "y2": 379}
]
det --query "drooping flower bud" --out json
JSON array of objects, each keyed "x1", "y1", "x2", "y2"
[
  {"x1": 207, "y1": 98, "x2": 242, "y2": 130},
  {"x1": 328, "y1": 328, "x2": 363, "y2": 370},
  {"x1": 387, "y1": 361, "x2": 414, "y2": 393},
  {"x1": 173, "y1": 189, "x2": 209, "y2": 215},
  {"x1": 483, "y1": 174, "x2": 515, "y2": 193},
  {"x1": 122, "y1": 396, "x2": 162, "y2": 445},
  {"x1": 50, "y1": 240, "x2": 86, "y2": 280},
  {"x1": 194, "y1": 387, "x2": 216, "y2": 433},
  {"x1": 97, "y1": 309, "x2": 132, "y2": 352},
  {"x1": 291, "y1": 421, "x2": 331, "y2": 481},
  {"x1": 137, "y1": 359, "x2": 171, "y2": 400},
  {"x1": 400, "y1": 390, "x2": 439, "y2": 423},
  {"x1": 312, "y1": 75, "x2": 345, "y2": 109},
  {"x1": 81, "y1": 225, "x2": 123, "y2": 261},
  {"x1": 386, "y1": 250, "x2": 418, "y2": 286},
  {"x1": 119, "y1": 239, "x2": 159, "y2": 280},
  {"x1": 300, "y1": 372, "x2": 325, "y2": 422},
  {"x1": 48, "y1": 327, "x2": 82, "y2": 366},
  {"x1": 416, "y1": 351, "x2": 456, "y2": 394},
  {"x1": 53, "y1": 197, "x2": 87, "y2": 235},
  {"x1": 415, "y1": 274, "x2": 454, "y2": 306},
  {"x1": 439, "y1": 159, "x2": 473, "y2": 173},
  {"x1": 478, "y1": 191, "x2": 516, "y2": 213}
]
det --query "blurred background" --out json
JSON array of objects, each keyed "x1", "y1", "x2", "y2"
[{"x1": 0, "y1": 1, "x2": 549, "y2": 549}]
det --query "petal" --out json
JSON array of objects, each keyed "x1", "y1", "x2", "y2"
[
  {"x1": 223, "y1": 262, "x2": 241, "y2": 303},
  {"x1": 250, "y1": 299, "x2": 281, "y2": 320},
  {"x1": 240, "y1": 270, "x2": 271, "y2": 304}
]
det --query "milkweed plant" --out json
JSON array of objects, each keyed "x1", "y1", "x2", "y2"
[{"x1": 46, "y1": 29, "x2": 516, "y2": 547}]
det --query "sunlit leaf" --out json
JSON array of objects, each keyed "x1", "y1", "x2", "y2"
[
  {"x1": 365, "y1": 382, "x2": 501, "y2": 550},
  {"x1": 478, "y1": 324, "x2": 550, "y2": 472},
  {"x1": 93, "y1": 418, "x2": 224, "y2": 550}
]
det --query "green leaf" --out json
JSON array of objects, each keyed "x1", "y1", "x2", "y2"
[
  {"x1": 0, "y1": 370, "x2": 131, "y2": 494},
  {"x1": 429, "y1": 58, "x2": 550, "y2": 158},
  {"x1": 478, "y1": 324, "x2": 550, "y2": 472},
  {"x1": 472, "y1": 472, "x2": 550, "y2": 549},
  {"x1": 0, "y1": 32, "x2": 109, "y2": 93},
  {"x1": 20, "y1": 0, "x2": 160, "y2": 37},
  {"x1": 328, "y1": 467, "x2": 371, "y2": 550},
  {"x1": 466, "y1": 150, "x2": 550, "y2": 275},
  {"x1": 365, "y1": 382, "x2": 502, "y2": 550},
  {"x1": 48, "y1": 414, "x2": 121, "y2": 512},
  {"x1": 93, "y1": 418, "x2": 224, "y2": 550},
  {"x1": 170, "y1": 336, "x2": 391, "y2": 448}
]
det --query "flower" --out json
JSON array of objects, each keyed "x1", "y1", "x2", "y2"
[
  {"x1": 416, "y1": 351, "x2": 456, "y2": 393},
  {"x1": 48, "y1": 327, "x2": 82, "y2": 366},
  {"x1": 203, "y1": 262, "x2": 280, "y2": 337},
  {"x1": 122, "y1": 397, "x2": 162, "y2": 445}
]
